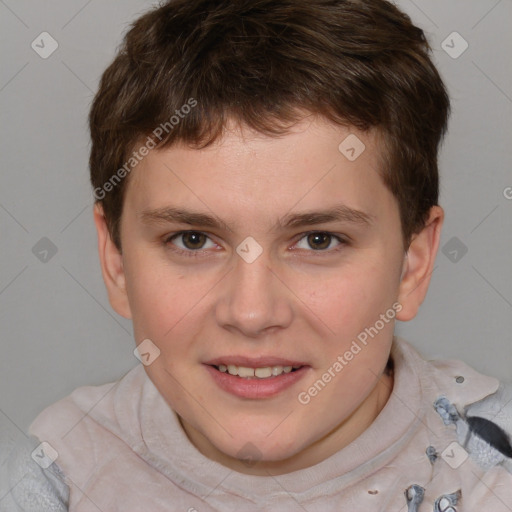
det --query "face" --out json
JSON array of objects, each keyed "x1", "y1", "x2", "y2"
[{"x1": 96, "y1": 115, "x2": 442, "y2": 475}]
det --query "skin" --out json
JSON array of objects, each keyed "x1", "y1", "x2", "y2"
[{"x1": 93, "y1": 115, "x2": 443, "y2": 476}]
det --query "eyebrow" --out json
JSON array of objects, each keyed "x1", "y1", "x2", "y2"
[{"x1": 140, "y1": 204, "x2": 374, "y2": 232}]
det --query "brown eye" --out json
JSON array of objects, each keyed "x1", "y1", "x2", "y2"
[
  {"x1": 307, "y1": 233, "x2": 331, "y2": 250},
  {"x1": 180, "y1": 232, "x2": 207, "y2": 250},
  {"x1": 165, "y1": 231, "x2": 217, "y2": 254},
  {"x1": 294, "y1": 232, "x2": 346, "y2": 253}
]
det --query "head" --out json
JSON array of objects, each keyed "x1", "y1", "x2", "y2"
[{"x1": 90, "y1": 0, "x2": 449, "y2": 473}]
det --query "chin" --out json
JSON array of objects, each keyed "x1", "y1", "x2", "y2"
[{"x1": 220, "y1": 426, "x2": 305, "y2": 463}]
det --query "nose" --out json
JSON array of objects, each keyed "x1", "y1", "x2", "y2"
[{"x1": 214, "y1": 248, "x2": 293, "y2": 338}]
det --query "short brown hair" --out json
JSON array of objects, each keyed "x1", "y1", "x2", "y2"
[{"x1": 89, "y1": 0, "x2": 450, "y2": 251}]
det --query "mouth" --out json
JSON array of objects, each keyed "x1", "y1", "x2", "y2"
[
  {"x1": 210, "y1": 363, "x2": 304, "y2": 379},
  {"x1": 203, "y1": 360, "x2": 310, "y2": 399}
]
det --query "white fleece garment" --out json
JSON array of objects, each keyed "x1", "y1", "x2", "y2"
[{"x1": 2, "y1": 337, "x2": 512, "y2": 511}]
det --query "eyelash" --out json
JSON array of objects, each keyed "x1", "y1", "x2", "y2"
[{"x1": 162, "y1": 231, "x2": 349, "y2": 258}]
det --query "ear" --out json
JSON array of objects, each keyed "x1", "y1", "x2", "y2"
[
  {"x1": 396, "y1": 205, "x2": 444, "y2": 321},
  {"x1": 93, "y1": 203, "x2": 132, "y2": 319}
]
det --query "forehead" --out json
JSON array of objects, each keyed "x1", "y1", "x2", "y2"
[{"x1": 123, "y1": 117, "x2": 396, "y2": 229}]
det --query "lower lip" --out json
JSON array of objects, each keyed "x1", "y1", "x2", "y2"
[{"x1": 204, "y1": 364, "x2": 310, "y2": 399}]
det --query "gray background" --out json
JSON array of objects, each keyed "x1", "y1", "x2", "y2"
[{"x1": 0, "y1": 0, "x2": 511, "y2": 435}]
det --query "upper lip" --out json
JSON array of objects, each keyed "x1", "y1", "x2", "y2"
[{"x1": 204, "y1": 356, "x2": 308, "y2": 367}]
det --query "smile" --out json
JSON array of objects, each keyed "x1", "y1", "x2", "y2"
[
  {"x1": 214, "y1": 364, "x2": 303, "y2": 379},
  {"x1": 205, "y1": 364, "x2": 310, "y2": 399}
]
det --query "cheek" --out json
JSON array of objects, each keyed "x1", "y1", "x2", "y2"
[
  {"x1": 298, "y1": 263, "x2": 397, "y2": 337},
  {"x1": 123, "y1": 253, "x2": 191, "y2": 341}
]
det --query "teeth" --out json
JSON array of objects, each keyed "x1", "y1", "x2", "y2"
[
  {"x1": 271, "y1": 365, "x2": 283, "y2": 376},
  {"x1": 216, "y1": 364, "x2": 300, "y2": 378},
  {"x1": 255, "y1": 367, "x2": 272, "y2": 378},
  {"x1": 237, "y1": 367, "x2": 255, "y2": 378}
]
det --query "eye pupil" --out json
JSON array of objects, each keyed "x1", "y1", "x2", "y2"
[
  {"x1": 308, "y1": 233, "x2": 331, "y2": 250},
  {"x1": 183, "y1": 232, "x2": 205, "y2": 249}
]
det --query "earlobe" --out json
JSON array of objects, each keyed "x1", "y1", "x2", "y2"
[
  {"x1": 396, "y1": 206, "x2": 444, "y2": 322},
  {"x1": 93, "y1": 203, "x2": 132, "y2": 319}
]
